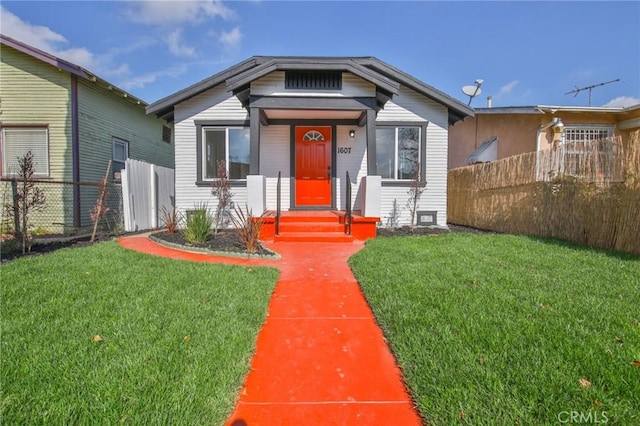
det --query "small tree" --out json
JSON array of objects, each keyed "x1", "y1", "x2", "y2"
[
  {"x1": 211, "y1": 160, "x2": 233, "y2": 234},
  {"x1": 90, "y1": 161, "x2": 111, "y2": 242},
  {"x1": 406, "y1": 166, "x2": 426, "y2": 231},
  {"x1": 10, "y1": 151, "x2": 46, "y2": 253}
]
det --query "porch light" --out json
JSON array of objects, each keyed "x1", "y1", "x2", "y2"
[
  {"x1": 552, "y1": 118, "x2": 565, "y2": 134},
  {"x1": 349, "y1": 130, "x2": 355, "y2": 139}
]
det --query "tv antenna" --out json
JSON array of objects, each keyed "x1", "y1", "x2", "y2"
[
  {"x1": 462, "y1": 79, "x2": 483, "y2": 106},
  {"x1": 565, "y1": 78, "x2": 620, "y2": 106}
]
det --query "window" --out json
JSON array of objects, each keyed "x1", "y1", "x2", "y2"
[
  {"x1": 563, "y1": 125, "x2": 613, "y2": 144},
  {"x1": 558, "y1": 125, "x2": 619, "y2": 180},
  {"x1": 203, "y1": 127, "x2": 250, "y2": 180},
  {"x1": 1, "y1": 127, "x2": 49, "y2": 177},
  {"x1": 375, "y1": 126, "x2": 420, "y2": 179},
  {"x1": 112, "y1": 138, "x2": 129, "y2": 181}
]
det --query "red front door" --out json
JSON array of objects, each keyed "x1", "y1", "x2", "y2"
[{"x1": 295, "y1": 126, "x2": 332, "y2": 207}]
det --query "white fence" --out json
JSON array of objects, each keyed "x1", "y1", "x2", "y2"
[{"x1": 122, "y1": 159, "x2": 175, "y2": 232}]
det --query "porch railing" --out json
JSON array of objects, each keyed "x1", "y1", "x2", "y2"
[
  {"x1": 345, "y1": 171, "x2": 352, "y2": 235},
  {"x1": 275, "y1": 171, "x2": 281, "y2": 235}
]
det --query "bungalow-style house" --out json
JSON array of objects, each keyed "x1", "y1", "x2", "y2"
[
  {"x1": 0, "y1": 35, "x2": 174, "y2": 233},
  {"x1": 147, "y1": 56, "x2": 473, "y2": 240},
  {"x1": 448, "y1": 104, "x2": 640, "y2": 169}
]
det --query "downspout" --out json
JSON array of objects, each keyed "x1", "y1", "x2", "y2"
[
  {"x1": 71, "y1": 74, "x2": 80, "y2": 228},
  {"x1": 536, "y1": 116, "x2": 564, "y2": 151}
]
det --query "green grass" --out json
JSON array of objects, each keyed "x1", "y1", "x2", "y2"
[
  {"x1": 350, "y1": 234, "x2": 640, "y2": 425},
  {"x1": 1, "y1": 241, "x2": 279, "y2": 424}
]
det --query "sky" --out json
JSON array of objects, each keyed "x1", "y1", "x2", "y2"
[{"x1": 1, "y1": 1, "x2": 639, "y2": 109}]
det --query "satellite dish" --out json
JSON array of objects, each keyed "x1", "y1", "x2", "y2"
[
  {"x1": 462, "y1": 85, "x2": 482, "y2": 97},
  {"x1": 462, "y1": 79, "x2": 484, "y2": 106}
]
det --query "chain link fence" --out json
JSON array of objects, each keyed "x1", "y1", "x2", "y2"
[{"x1": 1, "y1": 178, "x2": 123, "y2": 236}]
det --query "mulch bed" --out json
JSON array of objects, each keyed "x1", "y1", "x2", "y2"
[
  {"x1": 151, "y1": 230, "x2": 277, "y2": 258},
  {"x1": 1, "y1": 234, "x2": 112, "y2": 264},
  {"x1": 376, "y1": 224, "x2": 494, "y2": 237}
]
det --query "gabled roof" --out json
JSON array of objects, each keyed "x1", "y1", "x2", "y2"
[
  {"x1": 147, "y1": 56, "x2": 474, "y2": 125},
  {"x1": 0, "y1": 34, "x2": 147, "y2": 108}
]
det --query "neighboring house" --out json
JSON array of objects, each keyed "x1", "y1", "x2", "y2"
[
  {"x1": 448, "y1": 104, "x2": 640, "y2": 169},
  {"x1": 0, "y1": 35, "x2": 174, "y2": 232},
  {"x1": 147, "y1": 56, "x2": 473, "y2": 237}
]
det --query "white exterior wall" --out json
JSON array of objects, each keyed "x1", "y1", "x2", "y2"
[
  {"x1": 172, "y1": 77, "x2": 451, "y2": 228},
  {"x1": 174, "y1": 85, "x2": 248, "y2": 218},
  {"x1": 376, "y1": 86, "x2": 449, "y2": 227},
  {"x1": 251, "y1": 72, "x2": 375, "y2": 97},
  {"x1": 335, "y1": 126, "x2": 367, "y2": 211},
  {"x1": 260, "y1": 125, "x2": 291, "y2": 210}
]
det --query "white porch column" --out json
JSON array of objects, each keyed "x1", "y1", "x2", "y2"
[
  {"x1": 246, "y1": 175, "x2": 266, "y2": 215},
  {"x1": 361, "y1": 175, "x2": 381, "y2": 217}
]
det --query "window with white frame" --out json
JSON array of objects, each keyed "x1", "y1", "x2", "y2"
[
  {"x1": 559, "y1": 125, "x2": 618, "y2": 180},
  {"x1": 375, "y1": 126, "x2": 420, "y2": 179},
  {"x1": 203, "y1": 127, "x2": 250, "y2": 180},
  {"x1": 112, "y1": 138, "x2": 129, "y2": 181},
  {"x1": 563, "y1": 125, "x2": 614, "y2": 144},
  {"x1": 1, "y1": 127, "x2": 50, "y2": 177}
]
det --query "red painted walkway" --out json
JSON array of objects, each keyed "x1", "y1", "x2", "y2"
[{"x1": 119, "y1": 236, "x2": 422, "y2": 425}]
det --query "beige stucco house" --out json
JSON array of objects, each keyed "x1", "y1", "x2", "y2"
[{"x1": 449, "y1": 104, "x2": 640, "y2": 169}]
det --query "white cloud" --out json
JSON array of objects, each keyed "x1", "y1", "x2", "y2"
[
  {"x1": 0, "y1": 5, "x2": 96, "y2": 69},
  {"x1": 218, "y1": 26, "x2": 242, "y2": 49},
  {"x1": 497, "y1": 80, "x2": 519, "y2": 97},
  {"x1": 603, "y1": 96, "x2": 640, "y2": 108},
  {"x1": 119, "y1": 64, "x2": 188, "y2": 90},
  {"x1": 126, "y1": 0, "x2": 235, "y2": 26},
  {"x1": 102, "y1": 63, "x2": 131, "y2": 78},
  {"x1": 167, "y1": 29, "x2": 196, "y2": 57}
]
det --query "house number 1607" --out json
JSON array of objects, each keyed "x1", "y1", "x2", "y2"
[{"x1": 338, "y1": 147, "x2": 351, "y2": 154}]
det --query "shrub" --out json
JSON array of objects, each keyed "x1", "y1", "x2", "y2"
[
  {"x1": 182, "y1": 204, "x2": 213, "y2": 244},
  {"x1": 229, "y1": 206, "x2": 264, "y2": 254},
  {"x1": 0, "y1": 234, "x2": 16, "y2": 255},
  {"x1": 160, "y1": 206, "x2": 180, "y2": 234}
]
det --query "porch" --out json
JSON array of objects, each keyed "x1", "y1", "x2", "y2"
[
  {"x1": 246, "y1": 172, "x2": 382, "y2": 242},
  {"x1": 258, "y1": 210, "x2": 379, "y2": 242}
]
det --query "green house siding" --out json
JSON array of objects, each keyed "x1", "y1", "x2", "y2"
[
  {"x1": 1, "y1": 41, "x2": 174, "y2": 234},
  {"x1": 0, "y1": 45, "x2": 72, "y2": 180},
  {"x1": 0, "y1": 45, "x2": 72, "y2": 233},
  {"x1": 76, "y1": 80, "x2": 173, "y2": 229},
  {"x1": 77, "y1": 80, "x2": 173, "y2": 184}
]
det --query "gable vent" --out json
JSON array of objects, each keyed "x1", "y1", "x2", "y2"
[
  {"x1": 285, "y1": 70, "x2": 342, "y2": 90},
  {"x1": 162, "y1": 125, "x2": 172, "y2": 144}
]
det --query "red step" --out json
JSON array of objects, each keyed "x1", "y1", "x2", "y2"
[
  {"x1": 274, "y1": 231, "x2": 353, "y2": 243},
  {"x1": 279, "y1": 221, "x2": 345, "y2": 233}
]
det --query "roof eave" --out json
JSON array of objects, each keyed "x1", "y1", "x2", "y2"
[
  {"x1": 356, "y1": 57, "x2": 474, "y2": 124},
  {"x1": 1, "y1": 34, "x2": 87, "y2": 79},
  {"x1": 225, "y1": 58, "x2": 400, "y2": 97},
  {"x1": 146, "y1": 57, "x2": 259, "y2": 117}
]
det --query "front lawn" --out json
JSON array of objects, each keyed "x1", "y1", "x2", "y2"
[
  {"x1": 350, "y1": 234, "x2": 640, "y2": 425},
  {"x1": 1, "y1": 241, "x2": 279, "y2": 424}
]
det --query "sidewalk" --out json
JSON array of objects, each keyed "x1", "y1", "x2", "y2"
[{"x1": 119, "y1": 236, "x2": 422, "y2": 425}]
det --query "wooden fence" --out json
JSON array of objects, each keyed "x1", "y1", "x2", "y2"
[{"x1": 448, "y1": 131, "x2": 640, "y2": 254}]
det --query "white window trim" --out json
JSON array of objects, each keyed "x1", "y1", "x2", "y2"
[
  {"x1": 201, "y1": 126, "x2": 249, "y2": 181},
  {"x1": 377, "y1": 126, "x2": 422, "y2": 181},
  {"x1": 112, "y1": 137, "x2": 129, "y2": 164},
  {"x1": 1, "y1": 127, "x2": 50, "y2": 177},
  {"x1": 112, "y1": 138, "x2": 129, "y2": 183},
  {"x1": 561, "y1": 124, "x2": 614, "y2": 145}
]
